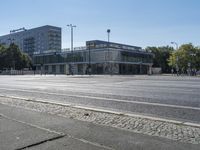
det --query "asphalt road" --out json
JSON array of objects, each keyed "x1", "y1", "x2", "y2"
[{"x1": 0, "y1": 75, "x2": 200, "y2": 123}]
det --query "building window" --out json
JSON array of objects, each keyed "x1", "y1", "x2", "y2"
[{"x1": 60, "y1": 65, "x2": 64, "y2": 73}]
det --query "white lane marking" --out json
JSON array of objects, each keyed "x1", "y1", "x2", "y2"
[
  {"x1": 0, "y1": 87, "x2": 200, "y2": 111},
  {"x1": 0, "y1": 82, "x2": 199, "y2": 94},
  {"x1": 0, "y1": 83, "x2": 199, "y2": 100}
]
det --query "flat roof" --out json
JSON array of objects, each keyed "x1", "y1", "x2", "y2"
[
  {"x1": 86, "y1": 40, "x2": 142, "y2": 50},
  {"x1": 0, "y1": 25, "x2": 61, "y2": 38}
]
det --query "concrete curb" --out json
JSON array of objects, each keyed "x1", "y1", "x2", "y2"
[{"x1": 1, "y1": 94, "x2": 200, "y2": 129}]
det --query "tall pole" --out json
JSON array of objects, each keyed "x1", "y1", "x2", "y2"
[
  {"x1": 171, "y1": 42, "x2": 178, "y2": 50},
  {"x1": 107, "y1": 29, "x2": 110, "y2": 43},
  {"x1": 171, "y1": 42, "x2": 179, "y2": 75},
  {"x1": 71, "y1": 26, "x2": 73, "y2": 53},
  {"x1": 67, "y1": 24, "x2": 76, "y2": 75},
  {"x1": 88, "y1": 42, "x2": 91, "y2": 75},
  {"x1": 67, "y1": 24, "x2": 76, "y2": 52},
  {"x1": 107, "y1": 29, "x2": 111, "y2": 75}
]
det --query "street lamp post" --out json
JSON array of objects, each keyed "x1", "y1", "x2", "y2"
[
  {"x1": 171, "y1": 42, "x2": 178, "y2": 50},
  {"x1": 171, "y1": 42, "x2": 179, "y2": 76},
  {"x1": 54, "y1": 52, "x2": 57, "y2": 76},
  {"x1": 107, "y1": 29, "x2": 110, "y2": 43},
  {"x1": 41, "y1": 55, "x2": 44, "y2": 76},
  {"x1": 107, "y1": 29, "x2": 111, "y2": 75},
  {"x1": 67, "y1": 24, "x2": 76, "y2": 75},
  {"x1": 88, "y1": 43, "x2": 91, "y2": 75}
]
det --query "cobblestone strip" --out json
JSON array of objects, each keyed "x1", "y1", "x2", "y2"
[{"x1": 0, "y1": 96, "x2": 200, "y2": 144}]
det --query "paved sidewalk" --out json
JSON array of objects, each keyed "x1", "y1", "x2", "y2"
[
  {"x1": 0, "y1": 115, "x2": 61, "y2": 150},
  {"x1": 1, "y1": 103, "x2": 200, "y2": 150},
  {"x1": 0, "y1": 105, "x2": 108, "y2": 150},
  {"x1": 1, "y1": 96, "x2": 200, "y2": 144}
]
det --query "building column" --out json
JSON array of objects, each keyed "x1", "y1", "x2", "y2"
[
  {"x1": 148, "y1": 65, "x2": 152, "y2": 75},
  {"x1": 139, "y1": 63, "x2": 142, "y2": 74},
  {"x1": 56, "y1": 65, "x2": 60, "y2": 74},
  {"x1": 65, "y1": 64, "x2": 70, "y2": 75}
]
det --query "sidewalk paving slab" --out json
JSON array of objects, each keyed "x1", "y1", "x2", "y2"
[
  {"x1": 27, "y1": 136, "x2": 111, "y2": 150},
  {"x1": 0, "y1": 116, "x2": 60, "y2": 150},
  {"x1": 1, "y1": 103, "x2": 200, "y2": 150}
]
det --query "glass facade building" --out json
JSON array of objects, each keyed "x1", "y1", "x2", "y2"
[
  {"x1": 0, "y1": 25, "x2": 61, "y2": 57},
  {"x1": 33, "y1": 40, "x2": 153, "y2": 75}
]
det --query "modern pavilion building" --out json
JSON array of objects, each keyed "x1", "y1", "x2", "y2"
[
  {"x1": 0, "y1": 25, "x2": 153, "y2": 75},
  {"x1": 33, "y1": 40, "x2": 153, "y2": 75}
]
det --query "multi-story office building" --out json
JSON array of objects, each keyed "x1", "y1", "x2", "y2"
[
  {"x1": 33, "y1": 40, "x2": 153, "y2": 75},
  {"x1": 0, "y1": 25, "x2": 61, "y2": 57}
]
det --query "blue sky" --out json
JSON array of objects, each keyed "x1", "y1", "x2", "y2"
[{"x1": 0, "y1": 0, "x2": 200, "y2": 48}]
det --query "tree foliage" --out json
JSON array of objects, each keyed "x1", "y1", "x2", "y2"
[
  {"x1": 146, "y1": 46, "x2": 174, "y2": 73},
  {"x1": 168, "y1": 52, "x2": 176, "y2": 68},
  {"x1": 168, "y1": 43, "x2": 200, "y2": 71},
  {"x1": 0, "y1": 43, "x2": 32, "y2": 70}
]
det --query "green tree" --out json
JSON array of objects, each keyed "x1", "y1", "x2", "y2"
[
  {"x1": 21, "y1": 53, "x2": 32, "y2": 68},
  {"x1": 146, "y1": 46, "x2": 174, "y2": 73},
  {"x1": 0, "y1": 44, "x2": 7, "y2": 70},
  {"x1": 168, "y1": 43, "x2": 200, "y2": 72},
  {"x1": 0, "y1": 43, "x2": 32, "y2": 70},
  {"x1": 168, "y1": 52, "x2": 176, "y2": 69}
]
